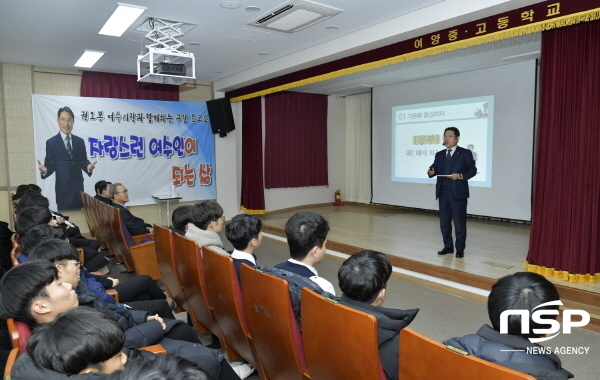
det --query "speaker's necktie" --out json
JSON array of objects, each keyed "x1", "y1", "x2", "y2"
[
  {"x1": 66, "y1": 135, "x2": 73, "y2": 159},
  {"x1": 446, "y1": 149, "x2": 452, "y2": 160}
]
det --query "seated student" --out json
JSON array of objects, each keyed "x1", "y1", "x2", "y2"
[
  {"x1": 15, "y1": 206, "x2": 57, "y2": 237},
  {"x1": 22, "y1": 227, "x2": 169, "y2": 309},
  {"x1": 274, "y1": 211, "x2": 336, "y2": 295},
  {"x1": 443, "y1": 272, "x2": 574, "y2": 380},
  {"x1": 13, "y1": 307, "x2": 217, "y2": 380},
  {"x1": 109, "y1": 353, "x2": 211, "y2": 380},
  {"x1": 28, "y1": 238, "x2": 175, "y2": 318},
  {"x1": 338, "y1": 250, "x2": 419, "y2": 380},
  {"x1": 171, "y1": 205, "x2": 193, "y2": 236},
  {"x1": 12, "y1": 184, "x2": 41, "y2": 203},
  {"x1": 19, "y1": 222, "x2": 64, "y2": 263},
  {"x1": 0, "y1": 260, "x2": 244, "y2": 380},
  {"x1": 109, "y1": 183, "x2": 153, "y2": 235},
  {"x1": 17, "y1": 192, "x2": 107, "y2": 269},
  {"x1": 185, "y1": 201, "x2": 228, "y2": 255},
  {"x1": 11, "y1": 184, "x2": 41, "y2": 213},
  {"x1": 17, "y1": 207, "x2": 108, "y2": 272},
  {"x1": 225, "y1": 214, "x2": 262, "y2": 282},
  {"x1": 12, "y1": 307, "x2": 128, "y2": 379},
  {"x1": 95, "y1": 180, "x2": 114, "y2": 205}
]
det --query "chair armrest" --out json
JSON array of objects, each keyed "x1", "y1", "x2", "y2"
[
  {"x1": 4, "y1": 348, "x2": 19, "y2": 377},
  {"x1": 140, "y1": 344, "x2": 167, "y2": 354},
  {"x1": 106, "y1": 289, "x2": 120, "y2": 303},
  {"x1": 6, "y1": 318, "x2": 19, "y2": 350},
  {"x1": 133, "y1": 233, "x2": 154, "y2": 245}
]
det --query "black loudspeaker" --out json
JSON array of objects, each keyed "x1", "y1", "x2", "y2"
[{"x1": 206, "y1": 98, "x2": 235, "y2": 137}]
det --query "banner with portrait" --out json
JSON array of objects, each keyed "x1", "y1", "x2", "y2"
[{"x1": 32, "y1": 94, "x2": 216, "y2": 211}]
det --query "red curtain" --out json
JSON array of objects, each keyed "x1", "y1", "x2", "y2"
[
  {"x1": 527, "y1": 20, "x2": 600, "y2": 277},
  {"x1": 264, "y1": 92, "x2": 328, "y2": 189},
  {"x1": 80, "y1": 71, "x2": 179, "y2": 101},
  {"x1": 240, "y1": 97, "x2": 265, "y2": 213}
]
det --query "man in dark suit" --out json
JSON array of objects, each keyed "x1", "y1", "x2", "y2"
[
  {"x1": 94, "y1": 180, "x2": 113, "y2": 205},
  {"x1": 37, "y1": 106, "x2": 97, "y2": 211},
  {"x1": 109, "y1": 183, "x2": 153, "y2": 236},
  {"x1": 427, "y1": 127, "x2": 476, "y2": 258}
]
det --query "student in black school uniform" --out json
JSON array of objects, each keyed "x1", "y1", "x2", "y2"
[
  {"x1": 225, "y1": 214, "x2": 262, "y2": 283},
  {"x1": 273, "y1": 211, "x2": 336, "y2": 295}
]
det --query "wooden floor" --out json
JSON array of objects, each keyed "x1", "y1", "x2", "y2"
[{"x1": 259, "y1": 203, "x2": 600, "y2": 308}]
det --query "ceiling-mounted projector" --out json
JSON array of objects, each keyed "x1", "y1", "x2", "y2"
[
  {"x1": 146, "y1": 62, "x2": 187, "y2": 76},
  {"x1": 136, "y1": 18, "x2": 197, "y2": 85}
]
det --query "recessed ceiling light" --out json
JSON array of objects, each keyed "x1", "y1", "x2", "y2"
[
  {"x1": 220, "y1": 1, "x2": 241, "y2": 9},
  {"x1": 326, "y1": 25, "x2": 339, "y2": 30},
  {"x1": 74, "y1": 50, "x2": 105, "y2": 68},
  {"x1": 258, "y1": 52, "x2": 268, "y2": 56},
  {"x1": 246, "y1": 6, "x2": 260, "y2": 12},
  {"x1": 189, "y1": 42, "x2": 201, "y2": 46},
  {"x1": 99, "y1": 3, "x2": 146, "y2": 37}
]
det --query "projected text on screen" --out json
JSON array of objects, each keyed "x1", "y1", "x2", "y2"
[{"x1": 391, "y1": 96, "x2": 493, "y2": 187}]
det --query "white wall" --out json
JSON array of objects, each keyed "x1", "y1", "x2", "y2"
[{"x1": 213, "y1": 91, "x2": 240, "y2": 220}]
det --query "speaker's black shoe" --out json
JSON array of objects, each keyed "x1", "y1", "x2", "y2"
[
  {"x1": 437, "y1": 247, "x2": 454, "y2": 255},
  {"x1": 455, "y1": 250, "x2": 464, "y2": 258}
]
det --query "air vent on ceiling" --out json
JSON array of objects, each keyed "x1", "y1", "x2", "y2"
[{"x1": 248, "y1": 0, "x2": 343, "y2": 33}]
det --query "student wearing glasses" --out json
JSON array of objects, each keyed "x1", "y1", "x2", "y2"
[{"x1": 29, "y1": 237, "x2": 175, "y2": 318}]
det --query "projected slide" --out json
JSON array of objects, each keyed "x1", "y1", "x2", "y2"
[{"x1": 391, "y1": 96, "x2": 493, "y2": 187}]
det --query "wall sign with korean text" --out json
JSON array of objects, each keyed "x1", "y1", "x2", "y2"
[{"x1": 32, "y1": 94, "x2": 216, "y2": 210}]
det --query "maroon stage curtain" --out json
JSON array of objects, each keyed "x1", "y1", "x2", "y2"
[
  {"x1": 264, "y1": 92, "x2": 328, "y2": 189},
  {"x1": 527, "y1": 20, "x2": 600, "y2": 281},
  {"x1": 80, "y1": 71, "x2": 179, "y2": 101},
  {"x1": 240, "y1": 97, "x2": 265, "y2": 213}
]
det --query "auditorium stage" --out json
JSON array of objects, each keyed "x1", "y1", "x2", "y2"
[{"x1": 259, "y1": 203, "x2": 599, "y2": 313}]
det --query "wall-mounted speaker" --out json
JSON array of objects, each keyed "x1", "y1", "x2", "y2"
[{"x1": 206, "y1": 98, "x2": 235, "y2": 137}]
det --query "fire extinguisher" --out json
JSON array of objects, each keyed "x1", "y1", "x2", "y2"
[{"x1": 334, "y1": 189, "x2": 343, "y2": 206}]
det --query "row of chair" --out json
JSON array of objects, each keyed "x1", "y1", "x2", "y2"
[
  {"x1": 80, "y1": 193, "x2": 161, "y2": 279},
  {"x1": 152, "y1": 225, "x2": 535, "y2": 380}
]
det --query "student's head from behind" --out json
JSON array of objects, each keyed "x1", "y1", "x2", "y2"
[
  {"x1": 191, "y1": 200, "x2": 224, "y2": 233},
  {"x1": 488, "y1": 272, "x2": 560, "y2": 339},
  {"x1": 15, "y1": 206, "x2": 54, "y2": 236},
  {"x1": 29, "y1": 239, "x2": 81, "y2": 288},
  {"x1": 95, "y1": 180, "x2": 112, "y2": 197},
  {"x1": 0, "y1": 259, "x2": 78, "y2": 326},
  {"x1": 12, "y1": 184, "x2": 42, "y2": 201},
  {"x1": 21, "y1": 224, "x2": 65, "y2": 256},
  {"x1": 226, "y1": 214, "x2": 262, "y2": 252},
  {"x1": 285, "y1": 211, "x2": 329, "y2": 263},
  {"x1": 172, "y1": 205, "x2": 193, "y2": 232},
  {"x1": 108, "y1": 354, "x2": 210, "y2": 380},
  {"x1": 338, "y1": 250, "x2": 392, "y2": 306},
  {"x1": 28, "y1": 307, "x2": 126, "y2": 375},
  {"x1": 18, "y1": 191, "x2": 50, "y2": 210}
]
